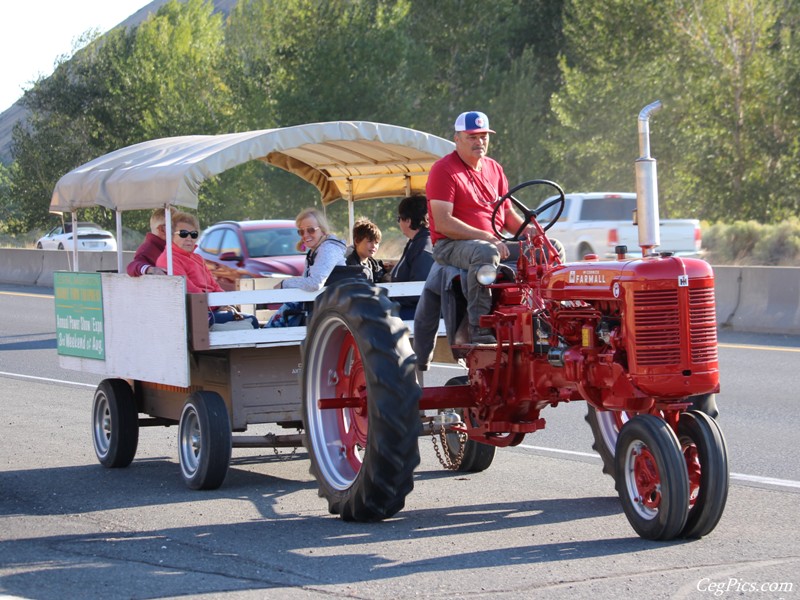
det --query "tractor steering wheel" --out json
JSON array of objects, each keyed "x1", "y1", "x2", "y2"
[{"x1": 491, "y1": 179, "x2": 566, "y2": 241}]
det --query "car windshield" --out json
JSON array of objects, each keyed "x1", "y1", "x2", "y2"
[{"x1": 243, "y1": 227, "x2": 304, "y2": 258}]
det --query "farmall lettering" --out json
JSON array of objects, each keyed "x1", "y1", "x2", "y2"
[{"x1": 567, "y1": 269, "x2": 607, "y2": 285}]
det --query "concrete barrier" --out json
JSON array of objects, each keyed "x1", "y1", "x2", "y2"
[
  {"x1": 0, "y1": 249, "x2": 135, "y2": 287},
  {"x1": 725, "y1": 266, "x2": 800, "y2": 335},
  {"x1": 1, "y1": 249, "x2": 797, "y2": 335}
]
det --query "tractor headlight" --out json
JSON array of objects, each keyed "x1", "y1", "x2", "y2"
[{"x1": 476, "y1": 264, "x2": 497, "y2": 286}]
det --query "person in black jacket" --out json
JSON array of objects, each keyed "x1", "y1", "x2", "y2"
[
  {"x1": 346, "y1": 218, "x2": 388, "y2": 283},
  {"x1": 390, "y1": 194, "x2": 434, "y2": 319}
]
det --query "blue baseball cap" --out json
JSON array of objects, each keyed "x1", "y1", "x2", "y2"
[{"x1": 454, "y1": 111, "x2": 495, "y2": 134}]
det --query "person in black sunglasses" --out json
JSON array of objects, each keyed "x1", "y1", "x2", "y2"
[{"x1": 156, "y1": 211, "x2": 258, "y2": 328}]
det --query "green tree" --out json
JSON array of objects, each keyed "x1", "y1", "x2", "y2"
[
  {"x1": 9, "y1": 0, "x2": 231, "y2": 233},
  {"x1": 549, "y1": 0, "x2": 800, "y2": 223}
]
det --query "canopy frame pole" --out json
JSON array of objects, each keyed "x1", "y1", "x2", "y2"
[
  {"x1": 346, "y1": 178, "x2": 355, "y2": 244},
  {"x1": 71, "y1": 212, "x2": 79, "y2": 272},
  {"x1": 165, "y1": 205, "x2": 174, "y2": 275},
  {"x1": 115, "y1": 211, "x2": 123, "y2": 274},
  {"x1": 404, "y1": 175, "x2": 411, "y2": 197}
]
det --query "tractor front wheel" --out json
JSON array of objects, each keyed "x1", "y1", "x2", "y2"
[
  {"x1": 302, "y1": 281, "x2": 421, "y2": 521},
  {"x1": 678, "y1": 410, "x2": 729, "y2": 538},
  {"x1": 615, "y1": 414, "x2": 689, "y2": 540}
]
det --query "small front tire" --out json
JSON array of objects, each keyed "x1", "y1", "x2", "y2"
[
  {"x1": 615, "y1": 414, "x2": 689, "y2": 540},
  {"x1": 678, "y1": 410, "x2": 729, "y2": 538}
]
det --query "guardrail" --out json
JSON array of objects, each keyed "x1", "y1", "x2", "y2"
[{"x1": 1, "y1": 249, "x2": 797, "y2": 335}]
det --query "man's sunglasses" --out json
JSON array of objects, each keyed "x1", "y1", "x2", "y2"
[
  {"x1": 297, "y1": 226, "x2": 320, "y2": 236},
  {"x1": 176, "y1": 230, "x2": 199, "y2": 239}
]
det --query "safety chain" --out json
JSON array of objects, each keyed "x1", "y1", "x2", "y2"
[
  {"x1": 431, "y1": 423, "x2": 467, "y2": 470},
  {"x1": 272, "y1": 428, "x2": 301, "y2": 461}
]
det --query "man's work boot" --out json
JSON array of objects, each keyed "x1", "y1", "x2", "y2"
[{"x1": 469, "y1": 326, "x2": 496, "y2": 345}]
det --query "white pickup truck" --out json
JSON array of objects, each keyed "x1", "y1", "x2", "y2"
[{"x1": 536, "y1": 192, "x2": 703, "y2": 261}]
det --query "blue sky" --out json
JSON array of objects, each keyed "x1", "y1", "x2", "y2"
[{"x1": 1, "y1": 1, "x2": 150, "y2": 112}]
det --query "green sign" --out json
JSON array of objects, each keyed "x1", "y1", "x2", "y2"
[{"x1": 54, "y1": 272, "x2": 105, "y2": 360}]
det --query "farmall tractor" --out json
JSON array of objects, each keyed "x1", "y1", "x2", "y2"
[{"x1": 301, "y1": 101, "x2": 728, "y2": 541}]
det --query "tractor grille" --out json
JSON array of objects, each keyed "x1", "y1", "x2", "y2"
[
  {"x1": 688, "y1": 287, "x2": 718, "y2": 362},
  {"x1": 633, "y1": 287, "x2": 718, "y2": 367},
  {"x1": 633, "y1": 289, "x2": 681, "y2": 365}
]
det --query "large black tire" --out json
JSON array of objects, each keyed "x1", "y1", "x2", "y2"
[
  {"x1": 178, "y1": 391, "x2": 232, "y2": 490},
  {"x1": 586, "y1": 394, "x2": 719, "y2": 479},
  {"x1": 585, "y1": 407, "x2": 628, "y2": 479},
  {"x1": 302, "y1": 280, "x2": 421, "y2": 522},
  {"x1": 615, "y1": 414, "x2": 690, "y2": 540},
  {"x1": 442, "y1": 376, "x2": 496, "y2": 472},
  {"x1": 92, "y1": 379, "x2": 139, "y2": 468},
  {"x1": 678, "y1": 410, "x2": 729, "y2": 538}
]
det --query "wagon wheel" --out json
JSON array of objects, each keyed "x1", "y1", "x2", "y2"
[
  {"x1": 586, "y1": 394, "x2": 719, "y2": 479},
  {"x1": 614, "y1": 414, "x2": 689, "y2": 540},
  {"x1": 178, "y1": 391, "x2": 232, "y2": 490},
  {"x1": 92, "y1": 379, "x2": 139, "y2": 468},
  {"x1": 302, "y1": 280, "x2": 421, "y2": 521},
  {"x1": 440, "y1": 376, "x2": 496, "y2": 472},
  {"x1": 678, "y1": 410, "x2": 729, "y2": 538}
]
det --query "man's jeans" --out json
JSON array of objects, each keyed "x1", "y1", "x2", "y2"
[{"x1": 432, "y1": 238, "x2": 499, "y2": 328}]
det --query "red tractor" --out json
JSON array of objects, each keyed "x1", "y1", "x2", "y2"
[{"x1": 301, "y1": 102, "x2": 727, "y2": 540}]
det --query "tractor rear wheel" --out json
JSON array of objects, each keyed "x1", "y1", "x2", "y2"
[
  {"x1": 678, "y1": 410, "x2": 729, "y2": 538},
  {"x1": 615, "y1": 414, "x2": 689, "y2": 540},
  {"x1": 302, "y1": 281, "x2": 421, "y2": 521},
  {"x1": 442, "y1": 376, "x2": 496, "y2": 472}
]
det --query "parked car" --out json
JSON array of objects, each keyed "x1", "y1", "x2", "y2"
[
  {"x1": 36, "y1": 221, "x2": 117, "y2": 251},
  {"x1": 195, "y1": 219, "x2": 306, "y2": 291},
  {"x1": 535, "y1": 192, "x2": 702, "y2": 260}
]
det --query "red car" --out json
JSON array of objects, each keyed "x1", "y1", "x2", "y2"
[{"x1": 195, "y1": 220, "x2": 306, "y2": 291}]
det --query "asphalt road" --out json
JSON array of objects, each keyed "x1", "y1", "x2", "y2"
[{"x1": 1, "y1": 284, "x2": 799, "y2": 600}]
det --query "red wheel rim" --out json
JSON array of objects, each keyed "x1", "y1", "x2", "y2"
[
  {"x1": 633, "y1": 446, "x2": 662, "y2": 511},
  {"x1": 683, "y1": 444, "x2": 701, "y2": 507},
  {"x1": 334, "y1": 333, "x2": 368, "y2": 473}
]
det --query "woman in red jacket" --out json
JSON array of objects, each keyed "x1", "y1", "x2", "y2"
[{"x1": 156, "y1": 211, "x2": 258, "y2": 328}]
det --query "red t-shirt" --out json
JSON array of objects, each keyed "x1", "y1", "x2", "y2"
[{"x1": 425, "y1": 151, "x2": 509, "y2": 245}]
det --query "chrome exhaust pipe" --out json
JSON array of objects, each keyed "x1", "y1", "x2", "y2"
[{"x1": 635, "y1": 100, "x2": 663, "y2": 256}]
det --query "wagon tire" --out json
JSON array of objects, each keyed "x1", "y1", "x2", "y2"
[
  {"x1": 178, "y1": 391, "x2": 231, "y2": 490},
  {"x1": 615, "y1": 414, "x2": 689, "y2": 540},
  {"x1": 678, "y1": 410, "x2": 729, "y2": 538},
  {"x1": 442, "y1": 376, "x2": 496, "y2": 472},
  {"x1": 302, "y1": 280, "x2": 421, "y2": 522},
  {"x1": 36, "y1": 242, "x2": 43, "y2": 249},
  {"x1": 57, "y1": 243, "x2": 65, "y2": 250},
  {"x1": 92, "y1": 379, "x2": 139, "y2": 468}
]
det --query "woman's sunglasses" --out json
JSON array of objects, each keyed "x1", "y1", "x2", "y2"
[
  {"x1": 297, "y1": 226, "x2": 320, "y2": 236},
  {"x1": 176, "y1": 230, "x2": 199, "y2": 239}
]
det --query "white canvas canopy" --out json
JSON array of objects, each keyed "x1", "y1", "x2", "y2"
[{"x1": 50, "y1": 121, "x2": 455, "y2": 213}]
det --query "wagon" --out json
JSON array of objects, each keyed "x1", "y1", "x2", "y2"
[{"x1": 51, "y1": 122, "x2": 456, "y2": 518}]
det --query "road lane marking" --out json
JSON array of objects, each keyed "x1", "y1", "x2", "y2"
[
  {"x1": 0, "y1": 371, "x2": 96, "y2": 388},
  {"x1": 520, "y1": 444, "x2": 800, "y2": 491},
  {"x1": 718, "y1": 342, "x2": 800, "y2": 352},
  {"x1": 3, "y1": 370, "x2": 799, "y2": 491},
  {"x1": 0, "y1": 291, "x2": 54, "y2": 298}
]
